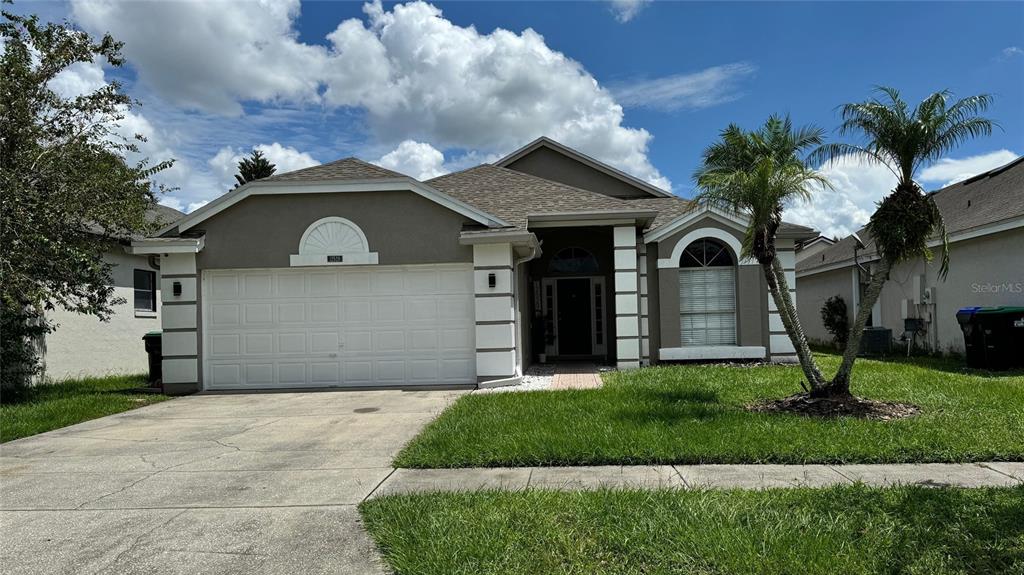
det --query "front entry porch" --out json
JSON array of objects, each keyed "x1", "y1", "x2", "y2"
[{"x1": 523, "y1": 224, "x2": 645, "y2": 370}]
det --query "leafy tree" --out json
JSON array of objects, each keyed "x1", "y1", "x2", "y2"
[
  {"x1": 812, "y1": 87, "x2": 994, "y2": 394},
  {"x1": 1, "y1": 10, "x2": 172, "y2": 388},
  {"x1": 693, "y1": 115, "x2": 830, "y2": 390},
  {"x1": 821, "y1": 295, "x2": 849, "y2": 349},
  {"x1": 233, "y1": 149, "x2": 275, "y2": 187}
]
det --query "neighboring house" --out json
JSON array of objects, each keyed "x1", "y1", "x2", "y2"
[
  {"x1": 797, "y1": 156, "x2": 1024, "y2": 353},
  {"x1": 795, "y1": 235, "x2": 836, "y2": 264},
  {"x1": 41, "y1": 204, "x2": 185, "y2": 380},
  {"x1": 134, "y1": 137, "x2": 817, "y2": 393}
]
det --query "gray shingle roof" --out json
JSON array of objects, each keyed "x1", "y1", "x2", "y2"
[
  {"x1": 798, "y1": 155, "x2": 1024, "y2": 274},
  {"x1": 262, "y1": 158, "x2": 407, "y2": 182},
  {"x1": 427, "y1": 164, "x2": 643, "y2": 230}
]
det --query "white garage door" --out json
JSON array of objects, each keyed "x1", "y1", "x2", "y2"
[{"x1": 202, "y1": 264, "x2": 476, "y2": 390}]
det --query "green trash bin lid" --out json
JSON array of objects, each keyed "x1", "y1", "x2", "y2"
[{"x1": 142, "y1": 331, "x2": 162, "y2": 339}]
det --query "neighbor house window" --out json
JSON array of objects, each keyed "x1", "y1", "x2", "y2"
[
  {"x1": 678, "y1": 238, "x2": 736, "y2": 346},
  {"x1": 134, "y1": 269, "x2": 156, "y2": 312},
  {"x1": 549, "y1": 247, "x2": 599, "y2": 274}
]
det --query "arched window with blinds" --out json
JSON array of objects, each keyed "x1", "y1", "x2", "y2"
[{"x1": 678, "y1": 238, "x2": 737, "y2": 346}]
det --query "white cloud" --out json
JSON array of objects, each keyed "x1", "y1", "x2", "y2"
[
  {"x1": 208, "y1": 142, "x2": 320, "y2": 190},
  {"x1": 784, "y1": 156, "x2": 894, "y2": 238},
  {"x1": 70, "y1": 0, "x2": 672, "y2": 192},
  {"x1": 70, "y1": 0, "x2": 326, "y2": 116},
  {"x1": 374, "y1": 140, "x2": 446, "y2": 180},
  {"x1": 611, "y1": 63, "x2": 757, "y2": 112},
  {"x1": 918, "y1": 150, "x2": 1018, "y2": 187},
  {"x1": 49, "y1": 61, "x2": 107, "y2": 98},
  {"x1": 610, "y1": 0, "x2": 650, "y2": 23},
  {"x1": 46, "y1": 58, "x2": 201, "y2": 210},
  {"x1": 785, "y1": 150, "x2": 1020, "y2": 238},
  {"x1": 1001, "y1": 46, "x2": 1023, "y2": 59}
]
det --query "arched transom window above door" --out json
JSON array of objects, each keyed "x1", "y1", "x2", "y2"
[
  {"x1": 549, "y1": 247, "x2": 600, "y2": 274},
  {"x1": 678, "y1": 238, "x2": 737, "y2": 346},
  {"x1": 290, "y1": 217, "x2": 379, "y2": 266}
]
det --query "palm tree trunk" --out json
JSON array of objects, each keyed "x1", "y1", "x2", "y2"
[
  {"x1": 828, "y1": 258, "x2": 892, "y2": 395},
  {"x1": 761, "y1": 260, "x2": 826, "y2": 390}
]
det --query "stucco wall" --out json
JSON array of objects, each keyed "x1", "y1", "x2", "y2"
[
  {"x1": 879, "y1": 227, "x2": 1024, "y2": 354},
  {"x1": 653, "y1": 218, "x2": 767, "y2": 350},
  {"x1": 796, "y1": 267, "x2": 855, "y2": 345},
  {"x1": 42, "y1": 248, "x2": 161, "y2": 380},
  {"x1": 504, "y1": 146, "x2": 653, "y2": 199},
  {"x1": 195, "y1": 192, "x2": 474, "y2": 270},
  {"x1": 798, "y1": 227, "x2": 1024, "y2": 353}
]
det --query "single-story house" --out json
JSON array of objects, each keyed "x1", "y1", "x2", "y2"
[
  {"x1": 134, "y1": 137, "x2": 817, "y2": 393},
  {"x1": 797, "y1": 155, "x2": 1024, "y2": 354},
  {"x1": 41, "y1": 203, "x2": 184, "y2": 380}
]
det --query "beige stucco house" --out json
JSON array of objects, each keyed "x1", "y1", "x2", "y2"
[
  {"x1": 41, "y1": 204, "x2": 184, "y2": 380},
  {"x1": 797, "y1": 156, "x2": 1024, "y2": 354},
  {"x1": 134, "y1": 137, "x2": 817, "y2": 393}
]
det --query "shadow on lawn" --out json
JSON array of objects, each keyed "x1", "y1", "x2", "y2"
[
  {"x1": 612, "y1": 387, "x2": 726, "y2": 424},
  {"x1": 813, "y1": 347, "x2": 1024, "y2": 379}
]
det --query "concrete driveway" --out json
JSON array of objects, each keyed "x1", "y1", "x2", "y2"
[{"x1": 0, "y1": 389, "x2": 464, "y2": 575}]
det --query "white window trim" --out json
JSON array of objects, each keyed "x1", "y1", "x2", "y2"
[
  {"x1": 658, "y1": 227, "x2": 756, "y2": 268},
  {"x1": 660, "y1": 346, "x2": 766, "y2": 361}
]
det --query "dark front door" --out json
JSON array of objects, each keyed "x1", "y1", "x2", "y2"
[{"x1": 557, "y1": 278, "x2": 592, "y2": 355}]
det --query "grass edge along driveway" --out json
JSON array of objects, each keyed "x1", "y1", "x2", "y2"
[
  {"x1": 394, "y1": 353, "x2": 1024, "y2": 467},
  {"x1": 360, "y1": 484, "x2": 1024, "y2": 575},
  {"x1": 1, "y1": 374, "x2": 169, "y2": 443}
]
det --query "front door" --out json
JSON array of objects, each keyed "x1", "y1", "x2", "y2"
[
  {"x1": 557, "y1": 278, "x2": 592, "y2": 355},
  {"x1": 541, "y1": 277, "x2": 606, "y2": 358}
]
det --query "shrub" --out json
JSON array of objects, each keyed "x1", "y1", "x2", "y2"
[{"x1": 821, "y1": 295, "x2": 849, "y2": 349}]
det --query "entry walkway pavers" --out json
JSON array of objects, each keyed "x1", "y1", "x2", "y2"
[
  {"x1": 368, "y1": 462, "x2": 1024, "y2": 497},
  {"x1": 551, "y1": 363, "x2": 603, "y2": 390}
]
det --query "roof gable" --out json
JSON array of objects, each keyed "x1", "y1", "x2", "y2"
[
  {"x1": 162, "y1": 160, "x2": 508, "y2": 235},
  {"x1": 427, "y1": 164, "x2": 651, "y2": 231},
  {"x1": 496, "y1": 137, "x2": 672, "y2": 199},
  {"x1": 261, "y1": 157, "x2": 407, "y2": 182}
]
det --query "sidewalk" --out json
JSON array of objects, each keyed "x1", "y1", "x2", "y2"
[{"x1": 368, "y1": 462, "x2": 1024, "y2": 498}]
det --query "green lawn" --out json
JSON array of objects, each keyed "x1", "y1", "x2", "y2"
[
  {"x1": 395, "y1": 353, "x2": 1024, "y2": 467},
  {"x1": 360, "y1": 485, "x2": 1024, "y2": 575},
  {"x1": 1, "y1": 374, "x2": 169, "y2": 442}
]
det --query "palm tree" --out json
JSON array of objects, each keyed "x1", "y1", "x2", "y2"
[
  {"x1": 694, "y1": 115, "x2": 830, "y2": 391},
  {"x1": 812, "y1": 87, "x2": 995, "y2": 395}
]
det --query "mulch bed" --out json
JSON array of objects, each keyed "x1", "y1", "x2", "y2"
[{"x1": 748, "y1": 393, "x2": 921, "y2": 421}]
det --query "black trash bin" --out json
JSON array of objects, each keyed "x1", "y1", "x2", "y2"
[
  {"x1": 956, "y1": 307, "x2": 984, "y2": 368},
  {"x1": 974, "y1": 307, "x2": 1024, "y2": 370},
  {"x1": 142, "y1": 331, "x2": 162, "y2": 384}
]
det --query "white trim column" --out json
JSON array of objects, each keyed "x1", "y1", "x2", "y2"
[
  {"x1": 473, "y1": 243, "x2": 517, "y2": 384},
  {"x1": 638, "y1": 242, "x2": 650, "y2": 366},
  {"x1": 160, "y1": 253, "x2": 200, "y2": 393},
  {"x1": 613, "y1": 226, "x2": 641, "y2": 370},
  {"x1": 768, "y1": 242, "x2": 798, "y2": 363}
]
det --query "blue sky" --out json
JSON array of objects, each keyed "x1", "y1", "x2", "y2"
[{"x1": 24, "y1": 0, "x2": 1024, "y2": 236}]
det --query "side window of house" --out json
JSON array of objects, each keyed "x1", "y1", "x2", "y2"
[{"x1": 134, "y1": 269, "x2": 157, "y2": 312}]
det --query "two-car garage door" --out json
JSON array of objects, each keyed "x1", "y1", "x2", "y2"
[{"x1": 202, "y1": 264, "x2": 476, "y2": 390}]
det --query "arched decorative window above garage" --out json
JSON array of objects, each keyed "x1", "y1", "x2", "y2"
[
  {"x1": 549, "y1": 247, "x2": 600, "y2": 274},
  {"x1": 290, "y1": 217, "x2": 379, "y2": 266},
  {"x1": 678, "y1": 238, "x2": 737, "y2": 346}
]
